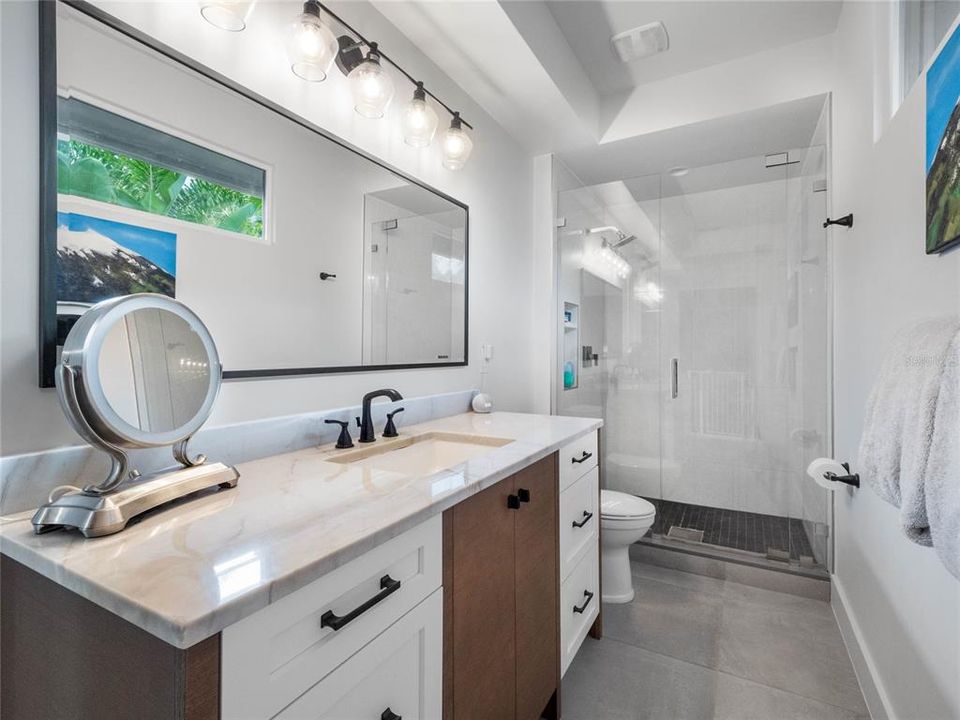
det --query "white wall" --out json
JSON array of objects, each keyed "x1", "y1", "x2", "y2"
[
  {"x1": 830, "y1": 4, "x2": 960, "y2": 719},
  {"x1": 0, "y1": 0, "x2": 536, "y2": 456}
]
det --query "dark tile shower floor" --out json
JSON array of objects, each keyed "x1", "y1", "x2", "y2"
[{"x1": 644, "y1": 498, "x2": 817, "y2": 562}]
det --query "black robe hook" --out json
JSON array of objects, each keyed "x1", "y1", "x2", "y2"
[{"x1": 823, "y1": 213, "x2": 853, "y2": 229}]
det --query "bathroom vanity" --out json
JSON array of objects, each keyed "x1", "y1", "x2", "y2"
[{"x1": 0, "y1": 412, "x2": 601, "y2": 720}]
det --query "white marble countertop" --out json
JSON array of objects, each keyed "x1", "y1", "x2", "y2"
[{"x1": 0, "y1": 412, "x2": 600, "y2": 649}]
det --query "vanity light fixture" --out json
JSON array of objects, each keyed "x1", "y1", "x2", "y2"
[
  {"x1": 402, "y1": 82, "x2": 439, "y2": 147},
  {"x1": 207, "y1": 0, "x2": 476, "y2": 169},
  {"x1": 285, "y1": 0, "x2": 338, "y2": 82},
  {"x1": 198, "y1": 0, "x2": 255, "y2": 32},
  {"x1": 347, "y1": 43, "x2": 395, "y2": 119},
  {"x1": 441, "y1": 113, "x2": 474, "y2": 170}
]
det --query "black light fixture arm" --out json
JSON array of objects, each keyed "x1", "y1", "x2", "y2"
[{"x1": 314, "y1": 1, "x2": 473, "y2": 130}]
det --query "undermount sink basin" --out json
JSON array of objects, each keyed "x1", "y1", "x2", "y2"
[{"x1": 327, "y1": 431, "x2": 512, "y2": 475}]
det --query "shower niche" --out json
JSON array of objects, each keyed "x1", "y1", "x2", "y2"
[{"x1": 562, "y1": 301, "x2": 579, "y2": 390}]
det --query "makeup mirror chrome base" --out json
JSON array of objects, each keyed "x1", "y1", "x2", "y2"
[
  {"x1": 32, "y1": 463, "x2": 239, "y2": 538},
  {"x1": 32, "y1": 294, "x2": 238, "y2": 538}
]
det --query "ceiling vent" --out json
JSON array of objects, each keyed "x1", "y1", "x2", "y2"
[{"x1": 610, "y1": 21, "x2": 669, "y2": 63}]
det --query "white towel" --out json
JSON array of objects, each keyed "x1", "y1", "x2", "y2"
[
  {"x1": 858, "y1": 316, "x2": 960, "y2": 575},
  {"x1": 925, "y1": 329, "x2": 960, "y2": 577}
]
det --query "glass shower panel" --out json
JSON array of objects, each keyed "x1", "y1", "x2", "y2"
[
  {"x1": 555, "y1": 173, "x2": 663, "y2": 503},
  {"x1": 659, "y1": 157, "x2": 799, "y2": 558},
  {"x1": 786, "y1": 130, "x2": 833, "y2": 570}
]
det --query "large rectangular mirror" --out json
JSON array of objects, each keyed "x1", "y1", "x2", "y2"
[{"x1": 38, "y1": 1, "x2": 468, "y2": 387}]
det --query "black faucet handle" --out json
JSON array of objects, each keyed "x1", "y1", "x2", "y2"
[
  {"x1": 383, "y1": 407, "x2": 404, "y2": 438},
  {"x1": 325, "y1": 419, "x2": 354, "y2": 449}
]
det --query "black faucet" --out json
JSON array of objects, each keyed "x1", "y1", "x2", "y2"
[{"x1": 358, "y1": 389, "x2": 403, "y2": 443}]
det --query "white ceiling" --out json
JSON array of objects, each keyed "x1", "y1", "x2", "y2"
[
  {"x1": 542, "y1": 0, "x2": 843, "y2": 97},
  {"x1": 372, "y1": 0, "x2": 839, "y2": 171}
]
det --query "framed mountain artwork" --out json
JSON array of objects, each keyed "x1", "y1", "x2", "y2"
[
  {"x1": 57, "y1": 212, "x2": 176, "y2": 304},
  {"x1": 926, "y1": 22, "x2": 960, "y2": 254}
]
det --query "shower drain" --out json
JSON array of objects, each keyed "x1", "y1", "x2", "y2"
[{"x1": 666, "y1": 526, "x2": 705, "y2": 543}]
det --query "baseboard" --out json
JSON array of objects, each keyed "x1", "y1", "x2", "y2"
[{"x1": 830, "y1": 575, "x2": 894, "y2": 720}]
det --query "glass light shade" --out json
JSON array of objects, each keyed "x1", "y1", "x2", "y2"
[
  {"x1": 441, "y1": 120, "x2": 473, "y2": 170},
  {"x1": 402, "y1": 94, "x2": 439, "y2": 147},
  {"x1": 285, "y1": 9, "x2": 338, "y2": 82},
  {"x1": 199, "y1": 0, "x2": 255, "y2": 32},
  {"x1": 348, "y1": 56, "x2": 395, "y2": 119}
]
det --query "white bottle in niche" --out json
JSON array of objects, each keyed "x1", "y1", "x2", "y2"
[{"x1": 472, "y1": 344, "x2": 494, "y2": 413}]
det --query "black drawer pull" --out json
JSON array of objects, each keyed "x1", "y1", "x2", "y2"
[
  {"x1": 571, "y1": 451, "x2": 593, "y2": 464},
  {"x1": 518, "y1": 487, "x2": 531, "y2": 503},
  {"x1": 507, "y1": 494, "x2": 521, "y2": 510},
  {"x1": 573, "y1": 589, "x2": 595, "y2": 614},
  {"x1": 572, "y1": 510, "x2": 594, "y2": 529},
  {"x1": 381, "y1": 709, "x2": 401, "y2": 720},
  {"x1": 321, "y1": 575, "x2": 401, "y2": 631}
]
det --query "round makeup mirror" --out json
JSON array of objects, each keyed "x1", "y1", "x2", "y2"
[{"x1": 57, "y1": 294, "x2": 222, "y2": 494}]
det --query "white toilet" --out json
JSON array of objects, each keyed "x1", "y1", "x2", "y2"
[{"x1": 600, "y1": 489, "x2": 656, "y2": 604}]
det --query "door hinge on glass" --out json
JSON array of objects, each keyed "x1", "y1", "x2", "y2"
[{"x1": 555, "y1": 217, "x2": 567, "y2": 228}]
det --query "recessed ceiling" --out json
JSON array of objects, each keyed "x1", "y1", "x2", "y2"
[
  {"x1": 558, "y1": 94, "x2": 829, "y2": 186},
  {"x1": 542, "y1": 0, "x2": 843, "y2": 97}
]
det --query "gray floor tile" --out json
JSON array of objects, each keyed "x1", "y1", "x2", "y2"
[
  {"x1": 629, "y1": 562, "x2": 835, "y2": 621},
  {"x1": 716, "y1": 601, "x2": 868, "y2": 713},
  {"x1": 712, "y1": 670, "x2": 869, "y2": 720},
  {"x1": 584, "y1": 561, "x2": 868, "y2": 716},
  {"x1": 603, "y1": 573, "x2": 725, "y2": 668},
  {"x1": 562, "y1": 637, "x2": 719, "y2": 720},
  {"x1": 563, "y1": 636, "x2": 868, "y2": 720}
]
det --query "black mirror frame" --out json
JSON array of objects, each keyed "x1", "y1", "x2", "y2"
[{"x1": 37, "y1": 0, "x2": 469, "y2": 388}]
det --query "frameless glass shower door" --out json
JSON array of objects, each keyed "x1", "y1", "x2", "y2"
[{"x1": 554, "y1": 139, "x2": 832, "y2": 574}]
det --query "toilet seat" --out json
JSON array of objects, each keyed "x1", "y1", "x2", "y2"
[{"x1": 601, "y1": 489, "x2": 655, "y2": 520}]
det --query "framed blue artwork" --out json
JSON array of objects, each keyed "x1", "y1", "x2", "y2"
[
  {"x1": 926, "y1": 22, "x2": 960, "y2": 254},
  {"x1": 57, "y1": 211, "x2": 176, "y2": 304}
]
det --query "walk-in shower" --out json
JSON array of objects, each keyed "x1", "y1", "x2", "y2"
[{"x1": 554, "y1": 105, "x2": 832, "y2": 576}]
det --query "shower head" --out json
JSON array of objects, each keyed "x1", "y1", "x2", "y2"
[{"x1": 612, "y1": 233, "x2": 636, "y2": 248}]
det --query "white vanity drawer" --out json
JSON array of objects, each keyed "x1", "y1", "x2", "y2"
[
  {"x1": 274, "y1": 589, "x2": 442, "y2": 720},
  {"x1": 222, "y1": 515, "x2": 442, "y2": 720},
  {"x1": 560, "y1": 546, "x2": 599, "y2": 677},
  {"x1": 559, "y1": 467, "x2": 599, "y2": 582},
  {"x1": 559, "y1": 431, "x2": 598, "y2": 490}
]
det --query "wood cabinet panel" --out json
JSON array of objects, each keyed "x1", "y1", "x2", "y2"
[
  {"x1": 0, "y1": 555, "x2": 219, "y2": 720},
  {"x1": 514, "y1": 455, "x2": 559, "y2": 720},
  {"x1": 444, "y1": 454, "x2": 560, "y2": 720},
  {"x1": 449, "y1": 476, "x2": 518, "y2": 720}
]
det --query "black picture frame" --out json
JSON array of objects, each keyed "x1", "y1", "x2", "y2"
[{"x1": 38, "y1": 0, "x2": 469, "y2": 388}]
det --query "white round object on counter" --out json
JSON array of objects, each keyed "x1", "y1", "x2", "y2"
[{"x1": 472, "y1": 393, "x2": 493, "y2": 413}]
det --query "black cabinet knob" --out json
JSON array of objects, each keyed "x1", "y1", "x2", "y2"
[
  {"x1": 517, "y1": 488, "x2": 531, "y2": 503},
  {"x1": 507, "y1": 494, "x2": 521, "y2": 510}
]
